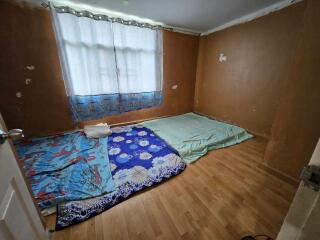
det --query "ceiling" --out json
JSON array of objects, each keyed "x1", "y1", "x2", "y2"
[{"x1": 25, "y1": 0, "x2": 289, "y2": 33}]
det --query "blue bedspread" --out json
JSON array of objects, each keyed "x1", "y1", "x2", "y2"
[
  {"x1": 14, "y1": 132, "x2": 115, "y2": 210},
  {"x1": 56, "y1": 125, "x2": 186, "y2": 230}
]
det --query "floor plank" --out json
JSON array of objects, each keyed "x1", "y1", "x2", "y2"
[{"x1": 47, "y1": 137, "x2": 297, "y2": 240}]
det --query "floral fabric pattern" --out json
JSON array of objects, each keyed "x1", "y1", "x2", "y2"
[
  {"x1": 69, "y1": 91, "x2": 162, "y2": 122},
  {"x1": 14, "y1": 132, "x2": 115, "y2": 210},
  {"x1": 56, "y1": 125, "x2": 186, "y2": 230}
]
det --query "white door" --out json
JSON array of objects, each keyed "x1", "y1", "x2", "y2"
[
  {"x1": 0, "y1": 114, "x2": 49, "y2": 240},
  {"x1": 277, "y1": 139, "x2": 320, "y2": 240}
]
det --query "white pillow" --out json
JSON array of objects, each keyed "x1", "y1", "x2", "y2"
[{"x1": 84, "y1": 123, "x2": 112, "y2": 138}]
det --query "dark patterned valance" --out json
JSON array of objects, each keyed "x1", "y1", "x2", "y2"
[{"x1": 46, "y1": 3, "x2": 172, "y2": 31}]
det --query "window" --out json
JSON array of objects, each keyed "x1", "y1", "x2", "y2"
[
  {"x1": 112, "y1": 23, "x2": 162, "y2": 94},
  {"x1": 52, "y1": 9, "x2": 163, "y2": 121}
]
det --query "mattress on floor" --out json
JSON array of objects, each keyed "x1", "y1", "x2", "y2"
[
  {"x1": 56, "y1": 124, "x2": 186, "y2": 230},
  {"x1": 14, "y1": 131, "x2": 115, "y2": 210},
  {"x1": 141, "y1": 112, "x2": 253, "y2": 163}
]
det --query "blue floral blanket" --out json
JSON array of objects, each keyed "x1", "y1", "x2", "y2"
[
  {"x1": 14, "y1": 132, "x2": 115, "y2": 210},
  {"x1": 56, "y1": 124, "x2": 186, "y2": 230}
]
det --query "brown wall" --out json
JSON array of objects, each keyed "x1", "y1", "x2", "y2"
[
  {"x1": 0, "y1": 1, "x2": 74, "y2": 137},
  {"x1": 195, "y1": 2, "x2": 307, "y2": 138},
  {"x1": 0, "y1": 1, "x2": 199, "y2": 137},
  {"x1": 264, "y1": 0, "x2": 320, "y2": 179},
  {"x1": 195, "y1": 0, "x2": 320, "y2": 179}
]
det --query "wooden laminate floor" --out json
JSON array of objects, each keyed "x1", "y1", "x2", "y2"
[{"x1": 46, "y1": 137, "x2": 297, "y2": 240}]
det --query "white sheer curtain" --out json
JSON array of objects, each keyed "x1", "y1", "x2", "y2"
[
  {"x1": 52, "y1": 12, "x2": 118, "y2": 95},
  {"x1": 51, "y1": 8, "x2": 163, "y2": 121},
  {"x1": 51, "y1": 9, "x2": 163, "y2": 97},
  {"x1": 112, "y1": 22, "x2": 163, "y2": 94}
]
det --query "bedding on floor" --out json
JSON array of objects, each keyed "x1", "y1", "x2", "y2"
[
  {"x1": 14, "y1": 113, "x2": 251, "y2": 229},
  {"x1": 14, "y1": 131, "x2": 115, "y2": 210},
  {"x1": 142, "y1": 112, "x2": 253, "y2": 163},
  {"x1": 56, "y1": 124, "x2": 186, "y2": 230}
]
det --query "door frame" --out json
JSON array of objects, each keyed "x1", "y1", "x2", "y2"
[{"x1": 277, "y1": 138, "x2": 320, "y2": 239}]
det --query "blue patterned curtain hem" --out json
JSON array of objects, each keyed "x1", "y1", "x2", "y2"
[{"x1": 68, "y1": 91, "x2": 162, "y2": 122}]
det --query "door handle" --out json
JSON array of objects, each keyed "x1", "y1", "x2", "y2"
[
  {"x1": 0, "y1": 129, "x2": 24, "y2": 144},
  {"x1": 300, "y1": 165, "x2": 320, "y2": 192}
]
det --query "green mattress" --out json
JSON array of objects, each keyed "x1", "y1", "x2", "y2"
[{"x1": 142, "y1": 112, "x2": 253, "y2": 164}]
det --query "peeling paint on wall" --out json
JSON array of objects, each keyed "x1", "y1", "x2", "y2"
[
  {"x1": 16, "y1": 92, "x2": 22, "y2": 98},
  {"x1": 218, "y1": 53, "x2": 227, "y2": 62},
  {"x1": 25, "y1": 78, "x2": 32, "y2": 85},
  {"x1": 25, "y1": 65, "x2": 35, "y2": 71}
]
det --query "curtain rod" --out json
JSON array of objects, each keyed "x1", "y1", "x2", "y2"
[
  {"x1": 41, "y1": 1, "x2": 200, "y2": 36},
  {"x1": 41, "y1": 1, "x2": 172, "y2": 31}
]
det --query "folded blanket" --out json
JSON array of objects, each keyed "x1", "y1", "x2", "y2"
[{"x1": 84, "y1": 123, "x2": 112, "y2": 138}]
